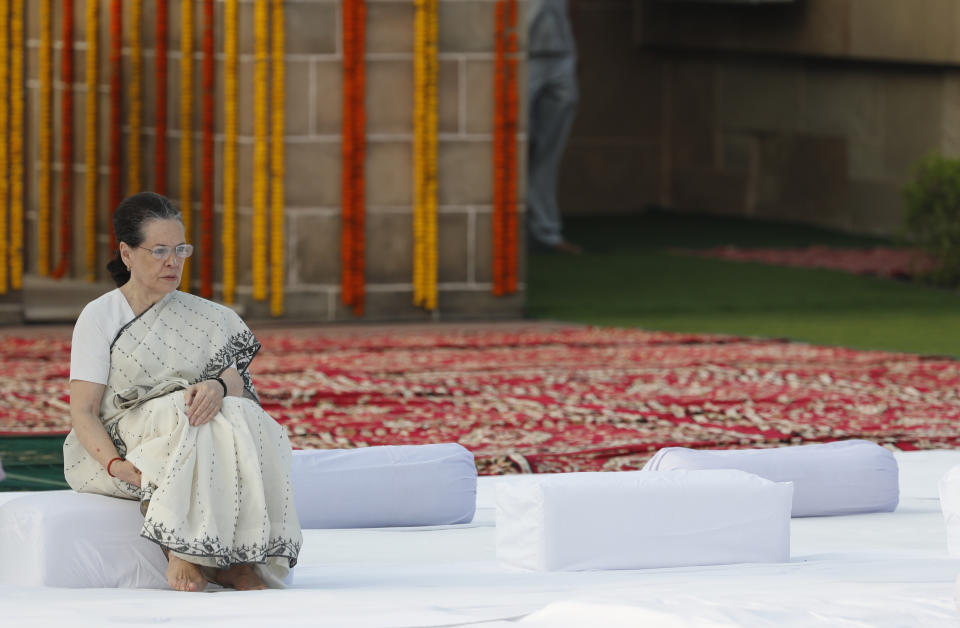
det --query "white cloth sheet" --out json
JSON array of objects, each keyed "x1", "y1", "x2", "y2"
[{"x1": 1, "y1": 450, "x2": 959, "y2": 627}]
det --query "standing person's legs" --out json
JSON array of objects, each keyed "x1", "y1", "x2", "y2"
[{"x1": 527, "y1": 55, "x2": 579, "y2": 249}]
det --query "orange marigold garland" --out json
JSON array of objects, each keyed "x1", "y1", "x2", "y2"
[
  {"x1": 492, "y1": 0, "x2": 519, "y2": 296},
  {"x1": 200, "y1": 0, "x2": 214, "y2": 298},
  {"x1": 109, "y1": 0, "x2": 123, "y2": 235},
  {"x1": 84, "y1": 0, "x2": 100, "y2": 280},
  {"x1": 413, "y1": 0, "x2": 438, "y2": 310},
  {"x1": 51, "y1": 0, "x2": 74, "y2": 279},
  {"x1": 252, "y1": 0, "x2": 268, "y2": 301},
  {"x1": 127, "y1": 0, "x2": 143, "y2": 195},
  {"x1": 341, "y1": 0, "x2": 366, "y2": 316},
  {"x1": 154, "y1": 0, "x2": 168, "y2": 194},
  {"x1": 269, "y1": 0, "x2": 285, "y2": 316},
  {"x1": 37, "y1": 0, "x2": 52, "y2": 276},
  {"x1": 222, "y1": 0, "x2": 238, "y2": 304},
  {"x1": 0, "y1": 0, "x2": 8, "y2": 293},
  {"x1": 9, "y1": 0, "x2": 23, "y2": 289},
  {"x1": 179, "y1": 0, "x2": 193, "y2": 292}
]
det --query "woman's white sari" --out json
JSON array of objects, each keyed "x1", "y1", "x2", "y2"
[{"x1": 63, "y1": 291, "x2": 301, "y2": 586}]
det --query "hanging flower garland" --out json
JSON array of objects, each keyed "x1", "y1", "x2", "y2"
[
  {"x1": 412, "y1": 0, "x2": 438, "y2": 311},
  {"x1": 341, "y1": 0, "x2": 366, "y2": 316},
  {"x1": 0, "y1": 0, "x2": 8, "y2": 293},
  {"x1": 37, "y1": 0, "x2": 52, "y2": 276},
  {"x1": 222, "y1": 0, "x2": 238, "y2": 304},
  {"x1": 51, "y1": 0, "x2": 73, "y2": 279},
  {"x1": 85, "y1": 0, "x2": 100, "y2": 281},
  {"x1": 492, "y1": 0, "x2": 519, "y2": 296},
  {"x1": 127, "y1": 0, "x2": 142, "y2": 195},
  {"x1": 9, "y1": 0, "x2": 23, "y2": 290},
  {"x1": 270, "y1": 0, "x2": 285, "y2": 316},
  {"x1": 109, "y1": 0, "x2": 123, "y2": 240},
  {"x1": 252, "y1": 0, "x2": 268, "y2": 301},
  {"x1": 179, "y1": 0, "x2": 193, "y2": 292},
  {"x1": 154, "y1": 0, "x2": 168, "y2": 194},
  {"x1": 200, "y1": 0, "x2": 214, "y2": 298}
]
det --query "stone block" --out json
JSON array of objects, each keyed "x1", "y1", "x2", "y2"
[
  {"x1": 281, "y1": 141, "x2": 341, "y2": 208},
  {"x1": 943, "y1": 73, "x2": 960, "y2": 158},
  {"x1": 367, "y1": 60, "x2": 414, "y2": 134},
  {"x1": 557, "y1": 140, "x2": 661, "y2": 214},
  {"x1": 438, "y1": 289, "x2": 524, "y2": 319},
  {"x1": 801, "y1": 67, "x2": 882, "y2": 144},
  {"x1": 365, "y1": 212, "x2": 414, "y2": 284},
  {"x1": 720, "y1": 132, "x2": 753, "y2": 173},
  {"x1": 670, "y1": 168, "x2": 748, "y2": 216},
  {"x1": 718, "y1": 61, "x2": 801, "y2": 133},
  {"x1": 439, "y1": 1, "x2": 497, "y2": 54},
  {"x1": 850, "y1": 0, "x2": 957, "y2": 64},
  {"x1": 314, "y1": 60, "x2": 343, "y2": 136},
  {"x1": 840, "y1": 180, "x2": 905, "y2": 237},
  {"x1": 335, "y1": 290, "x2": 434, "y2": 322},
  {"x1": 366, "y1": 141, "x2": 412, "y2": 206},
  {"x1": 668, "y1": 60, "x2": 717, "y2": 171},
  {"x1": 438, "y1": 59, "x2": 460, "y2": 135},
  {"x1": 438, "y1": 211, "x2": 469, "y2": 283},
  {"x1": 164, "y1": 138, "x2": 205, "y2": 205},
  {"x1": 265, "y1": 290, "x2": 335, "y2": 321},
  {"x1": 233, "y1": 209, "x2": 255, "y2": 289},
  {"x1": 438, "y1": 140, "x2": 493, "y2": 205},
  {"x1": 291, "y1": 213, "x2": 341, "y2": 286},
  {"x1": 474, "y1": 209, "x2": 527, "y2": 284},
  {"x1": 284, "y1": 2, "x2": 339, "y2": 55},
  {"x1": 282, "y1": 60, "x2": 313, "y2": 136},
  {"x1": 882, "y1": 72, "x2": 945, "y2": 178},
  {"x1": 367, "y1": 2, "x2": 415, "y2": 53},
  {"x1": 463, "y1": 60, "x2": 528, "y2": 136}
]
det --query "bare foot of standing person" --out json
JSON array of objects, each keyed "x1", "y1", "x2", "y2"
[
  {"x1": 215, "y1": 564, "x2": 268, "y2": 591},
  {"x1": 166, "y1": 555, "x2": 207, "y2": 592}
]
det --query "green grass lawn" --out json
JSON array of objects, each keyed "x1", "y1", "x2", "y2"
[{"x1": 526, "y1": 210, "x2": 960, "y2": 356}]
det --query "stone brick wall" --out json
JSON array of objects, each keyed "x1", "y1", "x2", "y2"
[
  {"x1": 20, "y1": 0, "x2": 525, "y2": 321},
  {"x1": 559, "y1": 0, "x2": 960, "y2": 236}
]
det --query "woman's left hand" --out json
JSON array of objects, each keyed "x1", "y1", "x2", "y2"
[{"x1": 184, "y1": 380, "x2": 225, "y2": 426}]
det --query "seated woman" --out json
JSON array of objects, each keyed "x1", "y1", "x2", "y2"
[{"x1": 64, "y1": 192, "x2": 302, "y2": 591}]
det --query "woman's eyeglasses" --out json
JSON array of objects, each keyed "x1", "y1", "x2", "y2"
[{"x1": 138, "y1": 244, "x2": 195, "y2": 260}]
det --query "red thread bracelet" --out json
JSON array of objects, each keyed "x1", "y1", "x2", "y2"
[{"x1": 106, "y1": 456, "x2": 124, "y2": 477}]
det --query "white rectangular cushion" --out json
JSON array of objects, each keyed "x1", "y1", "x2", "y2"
[
  {"x1": 938, "y1": 465, "x2": 960, "y2": 556},
  {"x1": 495, "y1": 469, "x2": 792, "y2": 571},
  {"x1": 643, "y1": 439, "x2": 899, "y2": 517},
  {"x1": 291, "y1": 443, "x2": 477, "y2": 528},
  {"x1": 0, "y1": 490, "x2": 169, "y2": 588}
]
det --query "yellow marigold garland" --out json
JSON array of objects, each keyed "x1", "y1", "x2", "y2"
[
  {"x1": 37, "y1": 0, "x2": 52, "y2": 276},
  {"x1": 413, "y1": 0, "x2": 438, "y2": 310},
  {"x1": 179, "y1": 0, "x2": 193, "y2": 292},
  {"x1": 222, "y1": 0, "x2": 238, "y2": 304},
  {"x1": 127, "y1": 0, "x2": 142, "y2": 195},
  {"x1": 270, "y1": 0, "x2": 285, "y2": 316},
  {"x1": 9, "y1": 0, "x2": 22, "y2": 289},
  {"x1": 0, "y1": 0, "x2": 9, "y2": 294},
  {"x1": 252, "y1": 0, "x2": 268, "y2": 301},
  {"x1": 84, "y1": 0, "x2": 99, "y2": 282}
]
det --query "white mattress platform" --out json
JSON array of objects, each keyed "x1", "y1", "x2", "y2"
[{"x1": 1, "y1": 450, "x2": 959, "y2": 627}]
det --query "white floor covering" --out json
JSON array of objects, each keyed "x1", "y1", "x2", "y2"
[{"x1": 2, "y1": 450, "x2": 960, "y2": 627}]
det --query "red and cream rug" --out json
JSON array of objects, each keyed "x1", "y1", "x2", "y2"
[{"x1": 3, "y1": 325, "x2": 959, "y2": 474}]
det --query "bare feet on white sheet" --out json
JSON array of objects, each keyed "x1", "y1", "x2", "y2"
[
  {"x1": 215, "y1": 564, "x2": 268, "y2": 591},
  {"x1": 166, "y1": 555, "x2": 207, "y2": 592}
]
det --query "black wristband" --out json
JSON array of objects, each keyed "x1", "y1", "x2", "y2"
[{"x1": 212, "y1": 376, "x2": 228, "y2": 397}]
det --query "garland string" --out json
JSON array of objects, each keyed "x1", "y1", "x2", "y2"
[
  {"x1": 413, "y1": 0, "x2": 438, "y2": 310},
  {"x1": 127, "y1": 0, "x2": 142, "y2": 195},
  {"x1": 154, "y1": 0, "x2": 168, "y2": 194},
  {"x1": 85, "y1": 0, "x2": 99, "y2": 280},
  {"x1": 179, "y1": 0, "x2": 193, "y2": 291},
  {"x1": 222, "y1": 0, "x2": 238, "y2": 304},
  {"x1": 200, "y1": 0, "x2": 214, "y2": 298},
  {"x1": 492, "y1": 0, "x2": 519, "y2": 295},
  {"x1": 252, "y1": 0, "x2": 268, "y2": 301},
  {"x1": 341, "y1": 0, "x2": 366, "y2": 316},
  {"x1": 10, "y1": 0, "x2": 22, "y2": 289},
  {"x1": 109, "y1": 0, "x2": 123, "y2": 242},
  {"x1": 37, "y1": 0, "x2": 52, "y2": 276},
  {"x1": 270, "y1": 0, "x2": 285, "y2": 316},
  {"x1": 51, "y1": 0, "x2": 73, "y2": 279},
  {"x1": 0, "y1": 0, "x2": 8, "y2": 293}
]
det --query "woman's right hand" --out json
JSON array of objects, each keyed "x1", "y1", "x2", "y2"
[{"x1": 113, "y1": 460, "x2": 143, "y2": 487}]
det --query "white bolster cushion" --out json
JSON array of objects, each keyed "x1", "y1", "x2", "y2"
[
  {"x1": 495, "y1": 469, "x2": 792, "y2": 571},
  {"x1": 0, "y1": 490, "x2": 168, "y2": 588},
  {"x1": 643, "y1": 440, "x2": 899, "y2": 517},
  {"x1": 938, "y1": 465, "x2": 960, "y2": 556},
  {"x1": 291, "y1": 443, "x2": 477, "y2": 528}
]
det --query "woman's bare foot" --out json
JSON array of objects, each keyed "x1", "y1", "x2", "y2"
[
  {"x1": 166, "y1": 555, "x2": 207, "y2": 592},
  {"x1": 215, "y1": 564, "x2": 268, "y2": 591}
]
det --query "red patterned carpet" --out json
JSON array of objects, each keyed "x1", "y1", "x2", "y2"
[{"x1": 3, "y1": 325, "x2": 960, "y2": 474}]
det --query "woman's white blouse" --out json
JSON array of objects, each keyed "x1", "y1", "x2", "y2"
[{"x1": 69, "y1": 289, "x2": 135, "y2": 385}]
